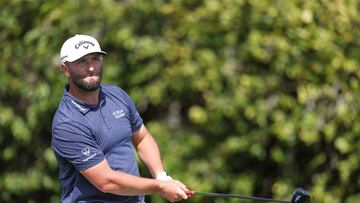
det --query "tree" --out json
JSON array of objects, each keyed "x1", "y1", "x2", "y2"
[{"x1": 0, "y1": 0, "x2": 359, "y2": 202}]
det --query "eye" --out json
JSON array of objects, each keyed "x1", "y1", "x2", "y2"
[
  {"x1": 77, "y1": 59, "x2": 86, "y2": 64},
  {"x1": 92, "y1": 56, "x2": 101, "y2": 62}
]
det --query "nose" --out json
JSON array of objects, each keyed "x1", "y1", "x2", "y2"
[{"x1": 87, "y1": 65, "x2": 95, "y2": 72}]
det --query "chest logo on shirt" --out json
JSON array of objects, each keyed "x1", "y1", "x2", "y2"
[{"x1": 113, "y1": 109, "x2": 125, "y2": 119}]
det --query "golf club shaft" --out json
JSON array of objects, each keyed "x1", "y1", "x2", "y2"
[{"x1": 192, "y1": 191, "x2": 290, "y2": 203}]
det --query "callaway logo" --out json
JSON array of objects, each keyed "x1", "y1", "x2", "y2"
[
  {"x1": 75, "y1": 40, "x2": 95, "y2": 49},
  {"x1": 81, "y1": 146, "x2": 97, "y2": 162},
  {"x1": 81, "y1": 146, "x2": 91, "y2": 156},
  {"x1": 113, "y1": 109, "x2": 125, "y2": 119}
]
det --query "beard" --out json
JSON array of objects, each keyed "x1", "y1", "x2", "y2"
[{"x1": 69, "y1": 67, "x2": 103, "y2": 91}]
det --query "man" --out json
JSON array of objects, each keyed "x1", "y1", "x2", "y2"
[{"x1": 51, "y1": 34, "x2": 192, "y2": 203}]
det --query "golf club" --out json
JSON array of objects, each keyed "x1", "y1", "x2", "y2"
[{"x1": 186, "y1": 187, "x2": 311, "y2": 203}]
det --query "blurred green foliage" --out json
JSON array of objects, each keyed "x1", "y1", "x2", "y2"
[{"x1": 0, "y1": 0, "x2": 359, "y2": 202}]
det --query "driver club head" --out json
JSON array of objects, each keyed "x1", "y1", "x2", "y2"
[{"x1": 291, "y1": 187, "x2": 311, "y2": 203}]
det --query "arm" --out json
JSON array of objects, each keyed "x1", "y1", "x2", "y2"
[
  {"x1": 132, "y1": 124, "x2": 165, "y2": 178},
  {"x1": 53, "y1": 121, "x2": 190, "y2": 201},
  {"x1": 131, "y1": 124, "x2": 192, "y2": 197},
  {"x1": 80, "y1": 159, "x2": 188, "y2": 201}
]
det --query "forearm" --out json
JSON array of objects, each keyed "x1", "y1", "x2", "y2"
[
  {"x1": 102, "y1": 170, "x2": 163, "y2": 196},
  {"x1": 137, "y1": 133, "x2": 164, "y2": 177},
  {"x1": 81, "y1": 160, "x2": 163, "y2": 196},
  {"x1": 133, "y1": 125, "x2": 165, "y2": 178},
  {"x1": 81, "y1": 159, "x2": 189, "y2": 202},
  {"x1": 104, "y1": 171, "x2": 190, "y2": 202}
]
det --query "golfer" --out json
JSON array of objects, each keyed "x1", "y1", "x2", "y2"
[{"x1": 51, "y1": 34, "x2": 191, "y2": 203}]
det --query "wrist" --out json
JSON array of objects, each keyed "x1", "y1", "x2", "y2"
[
  {"x1": 156, "y1": 171, "x2": 173, "y2": 181},
  {"x1": 156, "y1": 179, "x2": 166, "y2": 193}
]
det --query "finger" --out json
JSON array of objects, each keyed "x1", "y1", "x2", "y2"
[
  {"x1": 173, "y1": 180, "x2": 195, "y2": 198},
  {"x1": 177, "y1": 187, "x2": 189, "y2": 200},
  {"x1": 179, "y1": 190, "x2": 188, "y2": 200},
  {"x1": 174, "y1": 180, "x2": 187, "y2": 190},
  {"x1": 185, "y1": 190, "x2": 195, "y2": 196}
]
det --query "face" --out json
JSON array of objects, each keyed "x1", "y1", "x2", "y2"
[{"x1": 63, "y1": 53, "x2": 103, "y2": 91}]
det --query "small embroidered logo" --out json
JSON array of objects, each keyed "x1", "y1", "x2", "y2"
[
  {"x1": 113, "y1": 109, "x2": 125, "y2": 119},
  {"x1": 81, "y1": 147, "x2": 97, "y2": 162},
  {"x1": 81, "y1": 147, "x2": 91, "y2": 156},
  {"x1": 74, "y1": 40, "x2": 95, "y2": 49}
]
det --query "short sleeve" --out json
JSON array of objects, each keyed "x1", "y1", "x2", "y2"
[
  {"x1": 128, "y1": 100, "x2": 143, "y2": 132},
  {"x1": 118, "y1": 89, "x2": 143, "y2": 133},
  {"x1": 52, "y1": 121, "x2": 105, "y2": 171}
]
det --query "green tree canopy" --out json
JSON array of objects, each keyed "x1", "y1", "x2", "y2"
[{"x1": 0, "y1": 0, "x2": 359, "y2": 202}]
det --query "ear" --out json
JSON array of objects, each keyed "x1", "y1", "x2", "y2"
[{"x1": 60, "y1": 63, "x2": 70, "y2": 78}]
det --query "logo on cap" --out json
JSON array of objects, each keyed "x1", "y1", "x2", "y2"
[{"x1": 75, "y1": 40, "x2": 95, "y2": 49}]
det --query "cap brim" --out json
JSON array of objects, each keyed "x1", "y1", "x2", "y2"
[{"x1": 66, "y1": 51, "x2": 107, "y2": 63}]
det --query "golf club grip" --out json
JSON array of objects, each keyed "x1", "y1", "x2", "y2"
[{"x1": 188, "y1": 191, "x2": 290, "y2": 203}]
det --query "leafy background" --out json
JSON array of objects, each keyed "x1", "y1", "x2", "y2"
[{"x1": 0, "y1": 0, "x2": 359, "y2": 202}]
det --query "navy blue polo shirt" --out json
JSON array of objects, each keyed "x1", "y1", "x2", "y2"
[{"x1": 51, "y1": 84, "x2": 145, "y2": 203}]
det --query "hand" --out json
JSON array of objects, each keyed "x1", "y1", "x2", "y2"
[
  {"x1": 173, "y1": 180, "x2": 194, "y2": 197},
  {"x1": 158, "y1": 180, "x2": 191, "y2": 202}
]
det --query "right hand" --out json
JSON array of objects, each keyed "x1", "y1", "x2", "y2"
[{"x1": 158, "y1": 180, "x2": 191, "y2": 202}]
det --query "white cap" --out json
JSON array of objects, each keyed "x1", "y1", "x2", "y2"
[{"x1": 60, "y1": 34, "x2": 107, "y2": 63}]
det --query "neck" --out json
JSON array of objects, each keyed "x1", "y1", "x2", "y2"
[{"x1": 69, "y1": 85, "x2": 100, "y2": 105}]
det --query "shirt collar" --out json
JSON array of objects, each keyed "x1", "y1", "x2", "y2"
[{"x1": 63, "y1": 84, "x2": 105, "y2": 114}]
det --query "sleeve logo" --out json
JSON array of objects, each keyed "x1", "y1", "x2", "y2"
[
  {"x1": 81, "y1": 146, "x2": 91, "y2": 156},
  {"x1": 81, "y1": 146, "x2": 97, "y2": 162}
]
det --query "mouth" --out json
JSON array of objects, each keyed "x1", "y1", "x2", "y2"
[{"x1": 83, "y1": 75, "x2": 99, "y2": 82}]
